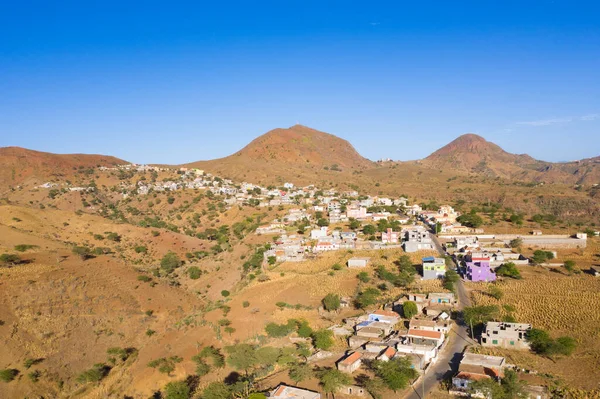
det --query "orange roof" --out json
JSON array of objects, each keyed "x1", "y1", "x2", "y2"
[
  {"x1": 372, "y1": 310, "x2": 399, "y2": 318},
  {"x1": 455, "y1": 372, "x2": 491, "y2": 381},
  {"x1": 382, "y1": 347, "x2": 396, "y2": 358},
  {"x1": 407, "y1": 328, "x2": 443, "y2": 340},
  {"x1": 340, "y1": 352, "x2": 362, "y2": 365}
]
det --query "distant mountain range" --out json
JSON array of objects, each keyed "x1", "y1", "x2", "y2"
[{"x1": 2, "y1": 125, "x2": 599, "y2": 189}]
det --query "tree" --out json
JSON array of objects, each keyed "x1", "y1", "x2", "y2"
[
  {"x1": 500, "y1": 369, "x2": 526, "y2": 398},
  {"x1": 495, "y1": 262, "x2": 521, "y2": 279},
  {"x1": 255, "y1": 346, "x2": 281, "y2": 365},
  {"x1": 72, "y1": 246, "x2": 92, "y2": 260},
  {"x1": 187, "y1": 266, "x2": 201, "y2": 279},
  {"x1": 372, "y1": 357, "x2": 418, "y2": 391},
  {"x1": 443, "y1": 269, "x2": 459, "y2": 292},
  {"x1": 317, "y1": 218, "x2": 329, "y2": 227},
  {"x1": 509, "y1": 238, "x2": 523, "y2": 249},
  {"x1": 532, "y1": 250, "x2": 554, "y2": 265},
  {"x1": 319, "y1": 368, "x2": 352, "y2": 397},
  {"x1": 296, "y1": 320, "x2": 313, "y2": 338},
  {"x1": 362, "y1": 224, "x2": 376, "y2": 235},
  {"x1": 355, "y1": 287, "x2": 380, "y2": 308},
  {"x1": 363, "y1": 377, "x2": 387, "y2": 399},
  {"x1": 457, "y1": 213, "x2": 483, "y2": 228},
  {"x1": 469, "y1": 377, "x2": 506, "y2": 398},
  {"x1": 225, "y1": 344, "x2": 257, "y2": 374},
  {"x1": 563, "y1": 260, "x2": 576, "y2": 274},
  {"x1": 164, "y1": 381, "x2": 191, "y2": 399},
  {"x1": 312, "y1": 329, "x2": 334, "y2": 350},
  {"x1": 160, "y1": 252, "x2": 182, "y2": 274},
  {"x1": 348, "y1": 218, "x2": 361, "y2": 230},
  {"x1": 323, "y1": 293, "x2": 341, "y2": 311},
  {"x1": 402, "y1": 301, "x2": 418, "y2": 319},
  {"x1": 463, "y1": 305, "x2": 499, "y2": 339},
  {"x1": 289, "y1": 363, "x2": 313, "y2": 384},
  {"x1": 202, "y1": 382, "x2": 231, "y2": 399}
]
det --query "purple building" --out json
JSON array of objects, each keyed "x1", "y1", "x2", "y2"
[{"x1": 465, "y1": 257, "x2": 496, "y2": 282}]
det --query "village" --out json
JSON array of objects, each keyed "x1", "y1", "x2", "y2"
[{"x1": 30, "y1": 162, "x2": 597, "y2": 399}]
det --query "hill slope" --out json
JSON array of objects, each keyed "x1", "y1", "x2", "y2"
[
  {"x1": 423, "y1": 133, "x2": 545, "y2": 178},
  {"x1": 186, "y1": 124, "x2": 373, "y2": 184},
  {"x1": 0, "y1": 147, "x2": 126, "y2": 190}
]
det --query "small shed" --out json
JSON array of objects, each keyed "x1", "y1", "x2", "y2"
[{"x1": 347, "y1": 257, "x2": 371, "y2": 268}]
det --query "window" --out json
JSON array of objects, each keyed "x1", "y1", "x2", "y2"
[
  {"x1": 510, "y1": 341, "x2": 515, "y2": 345},
  {"x1": 492, "y1": 339, "x2": 498, "y2": 345}
]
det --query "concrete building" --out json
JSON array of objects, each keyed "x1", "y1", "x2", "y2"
[
  {"x1": 270, "y1": 384, "x2": 321, "y2": 399},
  {"x1": 337, "y1": 352, "x2": 362, "y2": 373},
  {"x1": 422, "y1": 256, "x2": 446, "y2": 280},
  {"x1": 347, "y1": 257, "x2": 371, "y2": 268},
  {"x1": 452, "y1": 353, "x2": 506, "y2": 394},
  {"x1": 404, "y1": 228, "x2": 434, "y2": 252},
  {"x1": 481, "y1": 322, "x2": 531, "y2": 350}
]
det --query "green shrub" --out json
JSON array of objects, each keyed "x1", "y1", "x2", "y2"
[
  {"x1": 14, "y1": 244, "x2": 38, "y2": 252},
  {"x1": 188, "y1": 266, "x2": 201, "y2": 279},
  {"x1": 135, "y1": 246, "x2": 148, "y2": 254},
  {"x1": 0, "y1": 369, "x2": 18, "y2": 382}
]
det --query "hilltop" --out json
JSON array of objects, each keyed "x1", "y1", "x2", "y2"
[{"x1": 186, "y1": 124, "x2": 373, "y2": 185}]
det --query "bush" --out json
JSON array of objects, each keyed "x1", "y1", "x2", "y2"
[
  {"x1": 221, "y1": 290, "x2": 230, "y2": 297},
  {"x1": 77, "y1": 363, "x2": 110, "y2": 383},
  {"x1": 527, "y1": 328, "x2": 577, "y2": 357},
  {"x1": 137, "y1": 275, "x2": 152, "y2": 282},
  {"x1": 243, "y1": 301, "x2": 250, "y2": 308},
  {"x1": 14, "y1": 244, "x2": 38, "y2": 252},
  {"x1": 188, "y1": 266, "x2": 201, "y2": 279},
  {"x1": 357, "y1": 271, "x2": 370, "y2": 283},
  {"x1": 265, "y1": 320, "x2": 296, "y2": 337},
  {"x1": 106, "y1": 232, "x2": 121, "y2": 242},
  {"x1": 0, "y1": 254, "x2": 22, "y2": 265},
  {"x1": 322, "y1": 293, "x2": 341, "y2": 311},
  {"x1": 160, "y1": 252, "x2": 182, "y2": 274},
  {"x1": 72, "y1": 246, "x2": 92, "y2": 260},
  {"x1": 135, "y1": 246, "x2": 148, "y2": 254},
  {"x1": 0, "y1": 369, "x2": 18, "y2": 382},
  {"x1": 147, "y1": 356, "x2": 183, "y2": 375}
]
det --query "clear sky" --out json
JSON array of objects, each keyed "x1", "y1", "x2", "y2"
[{"x1": 1, "y1": 1, "x2": 599, "y2": 164}]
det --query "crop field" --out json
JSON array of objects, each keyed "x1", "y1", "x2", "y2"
[{"x1": 467, "y1": 264, "x2": 600, "y2": 390}]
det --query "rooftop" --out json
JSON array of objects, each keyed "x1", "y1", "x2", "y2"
[
  {"x1": 340, "y1": 352, "x2": 362, "y2": 365},
  {"x1": 271, "y1": 384, "x2": 321, "y2": 399},
  {"x1": 461, "y1": 353, "x2": 506, "y2": 369},
  {"x1": 406, "y1": 329, "x2": 444, "y2": 340}
]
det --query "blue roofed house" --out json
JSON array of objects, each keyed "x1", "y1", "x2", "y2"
[{"x1": 422, "y1": 257, "x2": 446, "y2": 280}]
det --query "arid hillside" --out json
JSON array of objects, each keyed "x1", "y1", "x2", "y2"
[
  {"x1": 0, "y1": 147, "x2": 126, "y2": 192},
  {"x1": 186, "y1": 124, "x2": 374, "y2": 185}
]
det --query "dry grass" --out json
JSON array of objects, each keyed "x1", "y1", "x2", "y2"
[{"x1": 467, "y1": 265, "x2": 600, "y2": 390}]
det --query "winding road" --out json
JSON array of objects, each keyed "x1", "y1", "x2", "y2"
[{"x1": 404, "y1": 232, "x2": 474, "y2": 399}]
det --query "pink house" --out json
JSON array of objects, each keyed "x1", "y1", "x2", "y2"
[
  {"x1": 465, "y1": 257, "x2": 496, "y2": 282},
  {"x1": 347, "y1": 206, "x2": 370, "y2": 219},
  {"x1": 381, "y1": 228, "x2": 400, "y2": 244}
]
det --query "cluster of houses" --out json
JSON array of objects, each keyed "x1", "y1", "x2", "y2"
[
  {"x1": 332, "y1": 293, "x2": 457, "y2": 377},
  {"x1": 262, "y1": 225, "x2": 437, "y2": 263}
]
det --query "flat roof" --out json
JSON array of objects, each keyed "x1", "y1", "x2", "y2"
[
  {"x1": 461, "y1": 353, "x2": 505, "y2": 369},
  {"x1": 271, "y1": 384, "x2": 321, "y2": 399}
]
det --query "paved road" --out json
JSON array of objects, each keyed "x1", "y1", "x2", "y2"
[{"x1": 404, "y1": 233, "x2": 473, "y2": 399}]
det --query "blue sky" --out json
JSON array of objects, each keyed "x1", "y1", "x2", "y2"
[{"x1": 1, "y1": 1, "x2": 599, "y2": 164}]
